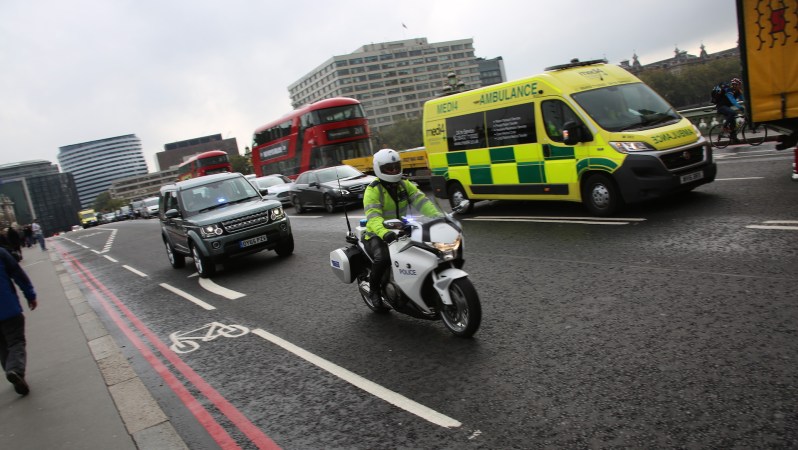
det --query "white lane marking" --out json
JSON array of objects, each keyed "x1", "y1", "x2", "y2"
[
  {"x1": 251, "y1": 328, "x2": 462, "y2": 429},
  {"x1": 715, "y1": 177, "x2": 765, "y2": 181},
  {"x1": 746, "y1": 220, "x2": 798, "y2": 231},
  {"x1": 464, "y1": 216, "x2": 645, "y2": 225},
  {"x1": 286, "y1": 215, "x2": 323, "y2": 218},
  {"x1": 159, "y1": 283, "x2": 216, "y2": 310},
  {"x1": 198, "y1": 277, "x2": 246, "y2": 299},
  {"x1": 104, "y1": 255, "x2": 118, "y2": 263},
  {"x1": 123, "y1": 265, "x2": 148, "y2": 277},
  {"x1": 91, "y1": 249, "x2": 101, "y2": 254},
  {"x1": 101, "y1": 228, "x2": 118, "y2": 253},
  {"x1": 746, "y1": 225, "x2": 798, "y2": 230}
]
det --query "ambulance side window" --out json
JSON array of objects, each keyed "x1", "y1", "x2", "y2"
[{"x1": 542, "y1": 100, "x2": 582, "y2": 143}]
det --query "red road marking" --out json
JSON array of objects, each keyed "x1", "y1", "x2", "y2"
[{"x1": 57, "y1": 243, "x2": 280, "y2": 449}]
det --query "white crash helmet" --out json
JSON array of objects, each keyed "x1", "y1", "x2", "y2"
[{"x1": 373, "y1": 148, "x2": 402, "y2": 183}]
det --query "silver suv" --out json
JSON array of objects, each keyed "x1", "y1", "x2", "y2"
[{"x1": 159, "y1": 172, "x2": 293, "y2": 277}]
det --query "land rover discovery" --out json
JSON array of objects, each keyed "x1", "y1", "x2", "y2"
[{"x1": 159, "y1": 172, "x2": 293, "y2": 277}]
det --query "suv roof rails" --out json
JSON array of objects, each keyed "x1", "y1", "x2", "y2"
[{"x1": 544, "y1": 58, "x2": 608, "y2": 71}]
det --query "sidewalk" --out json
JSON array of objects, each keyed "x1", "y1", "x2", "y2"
[{"x1": 0, "y1": 244, "x2": 188, "y2": 449}]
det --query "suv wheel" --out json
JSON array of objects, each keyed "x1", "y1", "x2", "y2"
[
  {"x1": 275, "y1": 233, "x2": 294, "y2": 257},
  {"x1": 164, "y1": 239, "x2": 185, "y2": 268},
  {"x1": 191, "y1": 244, "x2": 216, "y2": 278}
]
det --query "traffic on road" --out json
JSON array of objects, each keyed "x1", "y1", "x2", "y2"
[{"x1": 52, "y1": 142, "x2": 796, "y2": 448}]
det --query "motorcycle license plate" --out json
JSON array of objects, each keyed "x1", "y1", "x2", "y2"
[{"x1": 240, "y1": 235, "x2": 268, "y2": 248}]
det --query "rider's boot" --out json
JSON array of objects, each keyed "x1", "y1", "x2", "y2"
[{"x1": 369, "y1": 282, "x2": 383, "y2": 307}]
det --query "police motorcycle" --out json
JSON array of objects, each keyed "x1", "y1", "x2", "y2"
[{"x1": 330, "y1": 197, "x2": 481, "y2": 338}]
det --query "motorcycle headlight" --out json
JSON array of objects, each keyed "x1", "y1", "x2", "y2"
[
  {"x1": 270, "y1": 207, "x2": 285, "y2": 221},
  {"x1": 427, "y1": 236, "x2": 461, "y2": 261},
  {"x1": 609, "y1": 141, "x2": 656, "y2": 153},
  {"x1": 200, "y1": 224, "x2": 224, "y2": 238}
]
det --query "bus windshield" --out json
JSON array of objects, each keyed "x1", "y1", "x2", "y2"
[
  {"x1": 313, "y1": 104, "x2": 365, "y2": 124},
  {"x1": 571, "y1": 83, "x2": 680, "y2": 132}
]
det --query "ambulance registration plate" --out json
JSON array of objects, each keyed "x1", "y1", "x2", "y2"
[
  {"x1": 240, "y1": 235, "x2": 268, "y2": 248},
  {"x1": 680, "y1": 170, "x2": 703, "y2": 184}
]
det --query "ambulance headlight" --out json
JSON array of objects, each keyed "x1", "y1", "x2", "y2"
[
  {"x1": 609, "y1": 141, "x2": 656, "y2": 153},
  {"x1": 428, "y1": 236, "x2": 461, "y2": 261}
]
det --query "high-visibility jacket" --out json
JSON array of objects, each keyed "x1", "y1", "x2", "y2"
[{"x1": 363, "y1": 179, "x2": 437, "y2": 241}]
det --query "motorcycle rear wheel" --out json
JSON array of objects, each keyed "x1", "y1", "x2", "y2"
[{"x1": 440, "y1": 277, "x2": 481, "y2": 338}]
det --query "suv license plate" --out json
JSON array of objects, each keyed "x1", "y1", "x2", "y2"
[
  {"x1": 680, "y1": 170, "x2": 703, "y2": 184},
  {"x1": 240, "y1": 235, "x2": 268, "y2": 248}
]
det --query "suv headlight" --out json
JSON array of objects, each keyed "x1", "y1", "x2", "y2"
[
  {"x1": 270, "y1": 207, "x2": 285, "y2": 221},
  {"x1": 609, "y1": 141, "x2": 656, "y2": 153},
  {"x1": 200, "y1": 224, "x2": 224, "y2": 238},
  {"x1": 332, "y1": 188, "x2": 350, "y2": 195},
  {"x1": 427, "y1": 236, "x2": 461, "y2": 261}
]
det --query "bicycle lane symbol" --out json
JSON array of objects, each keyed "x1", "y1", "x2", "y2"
[{"x1": 169, "y1": 322, "x2": 250, "y2": 354}]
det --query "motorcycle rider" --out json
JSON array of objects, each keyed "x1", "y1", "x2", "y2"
[{"x1": 363, "y1": 149, "x2": 439, "y2": 306}]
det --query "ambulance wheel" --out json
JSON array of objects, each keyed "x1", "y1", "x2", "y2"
[
  {"x1": 582, "y1": 173, "x2": 621, "y2": 217},
  {"x1": 448, "y1": 182, "x2": 473, "y2": 213}
]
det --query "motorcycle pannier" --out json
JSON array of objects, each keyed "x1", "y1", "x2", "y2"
[{"x1": 330, "y1": 246, "x2": 366, "y2": 284}]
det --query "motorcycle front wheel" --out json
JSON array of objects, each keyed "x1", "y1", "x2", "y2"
[{"x1": 440, "y1": 277, "x2": 481, "y2": 338}]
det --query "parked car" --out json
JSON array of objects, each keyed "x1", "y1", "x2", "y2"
[
  {"x1": 290, "y1": 165, "x2": 375, "y2": 213},
  {"x1": 159, "y1": 172, "x2": 294, "y2": 278},
  {"x1": 253, "y1": 175, "x2": 294, "y2": 207}
]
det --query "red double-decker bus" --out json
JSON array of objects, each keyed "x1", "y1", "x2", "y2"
[
  {"x1": 177, "y1": 150, "x2": 232, "y2": 181},
  {"x1": 251, "y1": 97, "x2": 372, "y2": 178}
]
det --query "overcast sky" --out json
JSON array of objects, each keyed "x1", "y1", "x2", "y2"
[{"x1": 0, "y1": 0, "x2": 740, "y2": 172}]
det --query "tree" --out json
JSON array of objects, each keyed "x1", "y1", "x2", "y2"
[
  {"x1": 93, "y1": 191, "x2": 126, "y2": 212},
  {"x1": 374, "y1": 117, "x2": 424, "y2": 150},
  {"x1": 230, "y1": 153, "x2": 253, "y2": 174},
  {"x1": 637, "y1": 58, "x2": 743, "y2": 109}
]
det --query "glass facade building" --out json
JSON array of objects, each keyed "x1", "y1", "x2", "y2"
[
  {"x1": 0, "y1": 160, "x2": 81, "y2": 235},
  {"x1": 58, "y1": 134, "x2": 148, "y2": 208}
]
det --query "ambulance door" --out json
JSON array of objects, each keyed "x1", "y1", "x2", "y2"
[{"x1": 539, "y1": 99, "x2": 587, "y2": 195}]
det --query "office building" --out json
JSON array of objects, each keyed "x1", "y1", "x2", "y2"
[
  {"x1": 58, "y1": 134, "x2": 148, "y2": 208},
  {"x1": 288, "y1": 38, "x2": 503, "y2": 132},
  {"x1": 155, "y1": 133, "x2": 239, "y2": 171},
  {"x1": 109, "y1": 168, "x2": 179, "y2": 204},
  {"x1": 477, "y1": 56, "x2": 506, "y2": 87},
  {"x1": 0, "y1": 160, "x2": 81, "y2": 235}
]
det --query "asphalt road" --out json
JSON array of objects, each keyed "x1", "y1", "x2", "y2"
[{"x1": 53, "y1": 143, "x2": 797, "y2": 449}]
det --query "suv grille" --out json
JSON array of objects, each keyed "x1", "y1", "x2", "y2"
[
  {"x1": 660, "y1": 145, "x2": 706, "y2": 170},
  {"x1": 222, "y1": 210, "x2": 270, "y2": 233},
  {"x1": 348, "y1": 184, "x2": 367, "y2": 193}
]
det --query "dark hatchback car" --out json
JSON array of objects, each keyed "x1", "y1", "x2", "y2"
[
  {"x1": 159, "y1": 172, "x2": 293, "y2": 278},
  {"x1": 290, "y1": 165, "x2": 376, "y2": 213}
]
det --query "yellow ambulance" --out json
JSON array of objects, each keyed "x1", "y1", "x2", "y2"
[{"x1": 423, "y1": 59, "x2": 716, "y2": 216}]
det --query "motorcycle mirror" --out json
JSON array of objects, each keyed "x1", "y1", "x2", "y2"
[
  {"x1": 383, "y1": 219, "x2": 404, "y2": 230},
  {"x1": 452, "y1": 200, "x2": 470, "y2": 214}
]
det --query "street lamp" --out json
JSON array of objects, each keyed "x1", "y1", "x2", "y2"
[{"x1": 441, "y1": 72, "x2": 466, "y2": 96}]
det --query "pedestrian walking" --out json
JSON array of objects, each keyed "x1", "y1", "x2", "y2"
[
  {"x1": 31, "y1": 219, "x2": 46, "y2": 251},
  {"x1": 0, "y1": 246, "x2": 37, "y2": 396}
]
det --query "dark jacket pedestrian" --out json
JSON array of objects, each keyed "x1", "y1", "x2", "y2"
[
  {"x1": 6, "y1": 227, "x2": 22, "y2": 261},
  {"x1": 22, "y1": 225, "x2": 33, "y2": 248},
  {"x1": 0, "y1": 247, "x2": 37, "y2": 395}
]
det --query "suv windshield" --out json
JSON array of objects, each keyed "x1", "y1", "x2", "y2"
[
  {"x1": 181, "y1": 177, "x2": 260, "y2": 214},
  {"x1": 571, "y1": 83, "x2": 680, "y2": 132}
]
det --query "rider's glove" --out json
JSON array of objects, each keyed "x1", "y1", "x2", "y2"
[{"x1": 383, "y1": 231, "x2": 397, "y2": 244}]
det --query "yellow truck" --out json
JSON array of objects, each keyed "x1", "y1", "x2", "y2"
[
  {"x1": 78, "y1": 208, "x2": 98, "y2": 228},
  {"x1": 736, "y1": 0, "x2": 798, "y2": 162},
  {"x1": 423, "y1": 59, "x2": 717, "y2": 215},
  {"x1": 342, "y1": 147, "x2": 430, "y2": 181}
]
